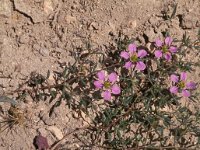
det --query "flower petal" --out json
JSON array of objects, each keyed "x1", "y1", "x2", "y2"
[
  {"x1": 137, "y1": 49, "x2": 147, "y2": 58},
  {"x1": 124, "y1": 61, "x2": 133, "y2": 69},
  {"x1": 136, "y1": 61, "x2": 146, "y2": 71},
  {"x1": 170, "y1": 86, "x2": 178, "y2": 94},
  {"x1": 169, "y1": 46, "x2": 178, "y2": 53},
  {"x1": 186, "y1": 81, "x2": 196, "y2": 90},
  {"x1": 120, "y1": 51, "x2": 130, "y2": 59},
  {"x1": 164, "y1": 53, "x2": 172, "y2": 61},
  {"x1": 128, "y1": 43, "x2": 137, "y2": 53},
  {"x1": 165, "y1": 37, "x2": 173, "y2": 46},
  {"x1": 94, "y1": 80, "x2": 103, "y2": 89},
  {"x1": 170, "y1": 74, "x2": 179, "y2": 83},
  {"x1": 154, "y1": 50, "x2": 163, "y2": 58},
  {"x1": 108, "y1": 72, "x2": 118, "y2": 83},
  {"x1": 182, "y1": 89, "x2": 191, "y2": 97},
  {"x1": 102, "y1": 90, "x2": 111, "y2": 101},
  {"x1": 180, "y1": 72, "x2": 187, "y2": 81},
  {"x1": 97, "y1": 70, "x2": 105, "y2": 80},
  {"x1": 155, "y1": 39, "x2": 163, "y2": 47},
  {"x1": 111, "y1": 84, "x2": 121, "y2": 95}
]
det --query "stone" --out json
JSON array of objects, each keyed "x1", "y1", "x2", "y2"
[
  {"x1": 88, "y1": 22, "x2": 99, "y2": 30},
  {"x1": 47, "y1": 126, "x2": 63, "y2": 140},
  {"x1": 128, "y1": 20, "x2": 137, "y2": 29},
  {"x1": 14, "y1": 0, "x2": 45, "y2": 23},
  {"x1": 41, "y1": 113, "x2": 54, "y2": 125},
  {"x1": 24, "y1": 94, "x2": 33, "y2": 104},
  {"x1": 144, "y1": 28, "x2": 156, "y2": 42},
  {"x1": 44, "y1": 0, "x2": 54, "y2": 14},
  {"x1": 108, "y1": 21, "x2": 116, "y2": 32},
  {"x1": 0, "y1": 0, "x2": 12, "y2": 18},
  {"x1": 65, "y1": 15, "x2": 77, "y2": 24},
  {"x1": 33, "y1": 44, "x2": 40, "y2": 51},
  {"x1": 146, "y1": 42, "x2": 154, "y2": 52},
  {"x1": 181, "y1": 13, "x2": 198, "y2": 29},
  {"x1": 19, "y1": 34, "x2": 30, "y2": 44},
  {"x1": 37, "y1": 128, "x2": 48, "y2": 137},
  {"x1": 72, "y1": 111, "x2": 79, "y2": 118},
  {"x1": 39, "y1": 47, "x2": 50, "y2": 57}
]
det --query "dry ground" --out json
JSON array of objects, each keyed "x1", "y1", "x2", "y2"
[{"x1": 0, "y1": 0, "x2": 199, "y2": 149}]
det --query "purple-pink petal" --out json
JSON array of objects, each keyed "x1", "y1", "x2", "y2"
[
  {"x1": 180, "y1": 72, "x2": 187, "y2": 81},
  {"x1": 170, "y1": 74, "x2": 179, "y2": 83},
  {"x1": 169, "y1": 46, "x2": 178, "y2": 53},
  {"x1": 164, "y1": 53, "x2": 172, "y2": 61},
  {"x1": 136, "y1": 61, "x2": 146, "y2": 71},
  {"x1": 120, "y1": 51, "x2": 130, "y2": 59},
  {"x1": 154, "y1": 50, "x2": 163, "y2": 58},
  {"x1": 155, "y1": 39, "x2": 163, "y2": 47},
  {"x1": 94, "y1": 80, "x2": 103, "y2": 89},
  {"x1": 102, "y1": 90, "x2": 111, "y2": 101},
  {"x1": 128, "y1": 43, "x2": 137, "y2": 53},
  {"x1": 186, "y1": 81, "x2": 196, "y2": 90},
  {"x1": 124, "y1": 61, "x2": 133, "y2": 69},
  {"x1": 170, "y1": 86, "x2": 178, "y2": 94},
  {"x1": 182, "y1": 89, "x2": 191, "y2": 97},
  {"x1": 165, "y1": 37, "x2": 173, "y2": 46},
  {"x1": 111, "y1": 84, "x2": 121, "y2": 95},
  {"x1": 108, "y1": 72, "x2": 118, "y2": 83},
  {"x1": 97, "y1": 70, "x2": 105, "y2": 81},
  {"x1": 137, "y1": 49, "x2": 147, "y2": 58}
]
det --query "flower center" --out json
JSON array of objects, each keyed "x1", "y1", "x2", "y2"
[
  {"x1": 104, "y1": 81, "x2": 111, "y2": 89},
  {"x1": 178, "y1": 81, "x2": 185, "y2": 89},
  {"x1": 130, "y1": 54, "x2": 138, "y2": 63},
  {"x1": 162, "y1": 45, "x2": 168, "y2": 53}
]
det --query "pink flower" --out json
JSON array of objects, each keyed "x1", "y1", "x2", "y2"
[
  {"x1": 170, "y1": 72, "x2": 196, "y2": 97},
  {"x1": 120, "y1": 43, "x2": 147, "y2": 71},
  {"x1": 154, "y1": 37, "x2": 178, "y2": 61},
  {"x1": 94, "y1": 70, "x2": 121, "y2": 101}
]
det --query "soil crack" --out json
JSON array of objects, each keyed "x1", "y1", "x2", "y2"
[{"x1": 11, "y1": 0, "x2": 34, "y2": 24}]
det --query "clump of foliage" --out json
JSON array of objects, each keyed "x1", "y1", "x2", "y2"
[{"x1": 14, "y1": 30, "x2": 200, "y2": 149}]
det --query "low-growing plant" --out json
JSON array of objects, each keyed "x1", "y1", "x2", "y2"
[{"x1": 10, "y1": 30, "x2": 200, "y2": 149}]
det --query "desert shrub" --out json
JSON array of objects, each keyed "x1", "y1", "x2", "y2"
[{"x1": 15, "y1": 31, "x2": 200, "y2": 149}]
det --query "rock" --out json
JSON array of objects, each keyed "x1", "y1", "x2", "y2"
[
  {"x1": 144, "y1": 28, "x2": 156, "y2": 42},
  {"x1": 35, "y1": 0, "x2": 43, "y2": 2},
  {"x1": 0, "y1": 0, "x2": 12, "y2": 18},
  {"x1": 35, "y1": 134, "x2": 49, "y2": 150},
  {"x1": 33, "y1": 44, "x2": 40, "y2": 51},
  {"x1": 24, "y1": 94, "x2": 33, "y2": 104},
  {"x1": 13, "y1": 0, "x2": 45, "y2": 23},
  {"x1": 47, "y1": 126, "x2": 63, "y2": 140},
  {"x1": 146, "y1": 42, "x2": 154, "y2": 52},
  {"x1": 108, "y1": 21, "x2": 116, "y2": 32},
  {"x1": 128, "y1": 20, "x2": 137, "y2": 29},
  {"x1": 32, "y1": 44, "x2": 49, "y2": 57},
  {"x1": 44, "y1": 0, "x2": 54, "y2": 14},
  {"x1": 88, "y1": 22, "x2": 99, "y2": 30},
  {"x1": 151, "y1": 59, "x2": 157, "y2": 71},
  {"x1": 65, "y1": 15, "x2": 77, "y2": 24},
  {"x1": 47, "y1": 71, "x2": 54, "y2": 84},
  {"x1": 37, "y1": 128, "x2": 48, "y2": 137},
  {"x1": 81, "y1": 111, "x2": 92, "y2": 126},
  {"x1": 156, "y1": 23, "x2": 168, "y2": 33},
  {"x1": 181, "y1": 13, "x2": 198, "y2": 29},
  {"x1": 41, "y1": 113, "x2": 54, "y2": 125},
  {"x1": 39, "y1": 47, "x2": 50, "y2": 57},
  {"x1": 19, "y1": 34, "x2": 30, "y2": 44},
  {"x1": 72, "y1": 111, "x2": 79, "y2": 118}
]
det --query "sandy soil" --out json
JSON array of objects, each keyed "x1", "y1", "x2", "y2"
[{"x1": 0, "y1": 0, "x2": 199, "y2": 149}]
